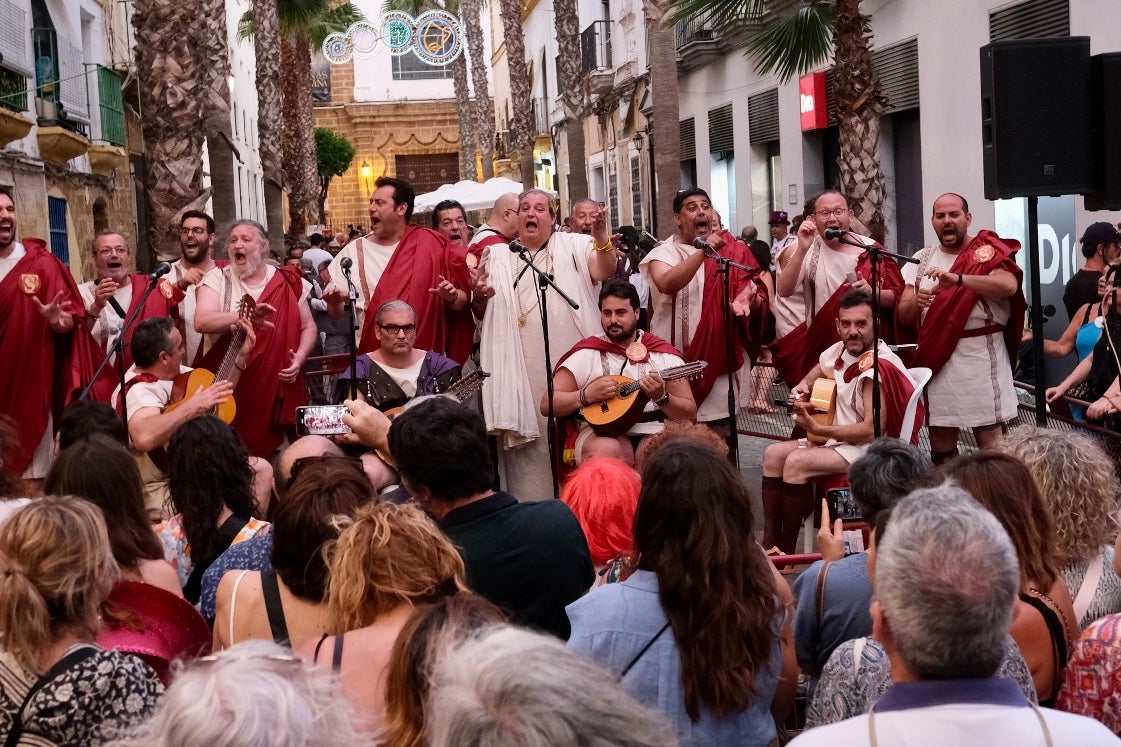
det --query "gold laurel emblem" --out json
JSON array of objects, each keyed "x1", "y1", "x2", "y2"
[
  {"x1": 625, "y1": 341, "x2": 648, "y2": 363},
  {"x1": 465, "y1": 253, "x2": 478, "y2": 269},
  {"x1": 19, "y1": 273, "x2": 40, "y2": 295},
  {"x1": 974, "y1": 245, "x2": 994, "y2": 263},
  {"x1": 858, "y1": 351, "x2": 874, "y2": 372},
  {"x1": 159, "y1": 278, "x2": 175, "y2": 299}
]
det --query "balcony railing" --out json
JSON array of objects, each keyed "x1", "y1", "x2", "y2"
[
  {"x1": 580, "y1": 20, "x2": 612, "y2": 76},
  {"x1": 93, "y1": 65, "x2": 126, "y2": 146},
  {"x1": 531, "y1": 97, "x2": 549, "y2": 137},
  {"x1": 32, "y1": 27, "x2": 89, "y2": 137},
  {"x1": 0, "y1": 67, "x2": 27, "y2": 113},
  {"x1": 675, "y1": 15, "x2": 718, "y2": 48},
  {"x1": 495, "y1": 130, "x2": 510, "y2": 159}
]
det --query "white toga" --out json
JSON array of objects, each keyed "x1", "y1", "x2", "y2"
[{"x1": 327, "y1": 236, "x2": 397, "y2": 344}]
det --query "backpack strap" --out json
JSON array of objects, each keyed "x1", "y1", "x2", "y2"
[
  {"x1": 261, "y1": 569, "x2": 291, "y2": 647},
  {"x1": 4, "y1": 646, "x2": 99, "y2": 747}
]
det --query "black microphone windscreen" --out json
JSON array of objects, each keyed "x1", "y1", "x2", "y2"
[
  {"x1": 509, "y1": 239, "x2": 526, "y2": 253},
  {"x1": 692, "y1": 236, "x2": 710, "y2": 251},
  {"x1": 824, "y1": 227, "x2": 845, "y2": 240},
  {"x1": 340, "y1": 256, "x2": 353, "y2": 270},
  {"x1": 151, "y1": 262, "x2": 172, "y2": 278}
]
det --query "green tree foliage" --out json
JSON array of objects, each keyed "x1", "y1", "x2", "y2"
[{"x1": 316, "y1": 127, "x2": 356, "y2": 223}]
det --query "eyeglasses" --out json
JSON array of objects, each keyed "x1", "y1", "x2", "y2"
[
  {"x1": 179, "y1": 226, "x2": 210, "y2": 236},
  {"x1": 379, "y1": 323, "x2": 417, "y2": 336},
  {"x1": 815, "y1": 207, "x2": 850, "y2": 218}
]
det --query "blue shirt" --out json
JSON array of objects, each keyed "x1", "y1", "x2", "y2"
[
  {"x1": 567, "y1": 570, "x2": 782, "y2": 747},
  {"x1": 198, "y1": 534, "x2": 274, "y2": 622},
  {"x1": 791, "y1": 554, "x2": 873, "y2": 676}
]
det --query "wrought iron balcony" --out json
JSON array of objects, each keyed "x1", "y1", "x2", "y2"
[{"x1": 580, "y1": 20, "x2": 612, "y2": 75}]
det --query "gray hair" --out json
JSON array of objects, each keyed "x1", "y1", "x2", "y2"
[
  {"x1": 519, "y1": 189, "x2": 557, "y2": 218},
  {"x1": 427, "y1": 626, "x2": 678, "y2": 747},
  {"x1": 847, "y1": 438, "x2": 933, "y2": 517},
  {"x1": 117, "y1": 640, "x2": 362, "y2": 747},
  {"x1": 229, "y1": 219, "x2": 269, "y2": 251},
  {"x1": 875, "y1": 484, "x2": 1019, "y2": 680},
  {"x1": 374, "y1": 299, "x2": 416, "y2": 326}
]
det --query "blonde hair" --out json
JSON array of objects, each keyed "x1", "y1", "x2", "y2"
[
  {"x1": 1002, "y1": 427, "x2": 1121, "y2": 565},
  {"x1": 0, "y1": 496, "x2": 119, "y2": 673},
  {"x1": 325, "y1": 502, "x2": 466, "y2": 631}
]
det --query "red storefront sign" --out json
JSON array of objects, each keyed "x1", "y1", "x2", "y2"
[{"x1": 800, "y1": 72, "x2": 828, "y2": 131}]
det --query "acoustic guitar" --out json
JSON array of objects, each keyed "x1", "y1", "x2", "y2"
[
  {"x1": 163, "y1": 294, "x2": 255, "y2": 424},
  {"x1": 792, "y1": 378, "x2": 837, "y2": 445},
  {"x1": 374, "y1": 369, "x2": 491, "y2": 466},
  {"x1": 580, "y1": 361, "x2": 708, "y2": 437}
]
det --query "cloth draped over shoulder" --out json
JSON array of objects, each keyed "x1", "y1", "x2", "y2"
[
  {"x1": 909, "y1": 230, "x2": 1026, "y2": 376},
  {"x1": 0, "y1": 238, "x2": 98, "y2": 473},
  {"x1": 355, "y1": 225, "x2": 472, "y2": 364},
  {"x1": 480, "y1": 232, "x2": 602, "y2": 449}
]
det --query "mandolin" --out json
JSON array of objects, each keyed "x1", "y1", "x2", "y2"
[
  {"x1": 580, "y1": 361, "x2": 708, "y2": 437},
  {"x1": 375, "y1": 369, "x2": 491, "y2": 466},
  {"x1": 163, "y1": 294, "x2": 255, "y2": 424}
]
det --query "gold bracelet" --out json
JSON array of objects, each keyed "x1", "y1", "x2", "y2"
[{"x1": 593, "y1": 239, "x2": 613, "y2": 253}]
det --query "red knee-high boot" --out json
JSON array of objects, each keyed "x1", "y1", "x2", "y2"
[
  {"x1": 761, "y1": 476, "x2": 784, "y2": 550},
  {"x1": 779, "y1": 481, "x2": 816, "y2": 555}
]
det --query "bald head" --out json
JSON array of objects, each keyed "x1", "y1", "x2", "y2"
[
  {"x1": 489, "y1": 192, "x2": 521, "y2": 237},
  {"x1": 275, "y1": 436, "x2": 344, "y2": 499}
]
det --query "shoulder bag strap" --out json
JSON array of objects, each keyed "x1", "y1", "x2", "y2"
[
  {"x1": 184, "y1": 515, "x2": 250, "y2": 603},
  {"x1": 1073, "y1": 552, "x2": 1106, "y2": 626},
  {"x1": 815, "y1": 560, "x2": 833, "y2": 628},
  {"x1": 4, "y1": 646, "x2": 98, "y2": 747},
  {"x1": 332, "y1": 632, "x2": 345, "y2": 674},
  {"x1": 620, "y1": 620, "x2": 670, "y2": 679},
  {"x1": 260, "y1": 569, "x2": 291, "y2": 647}
]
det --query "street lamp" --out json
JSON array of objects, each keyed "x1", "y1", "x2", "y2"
[{"x1": 359, "y1": 160, "x2": 372, "y2": 194}]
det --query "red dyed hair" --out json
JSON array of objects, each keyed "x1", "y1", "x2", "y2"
[{"x1": 560, "y1": 458, "x2": 640, "y2": 566}]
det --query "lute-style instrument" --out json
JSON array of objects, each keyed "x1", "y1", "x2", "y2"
[
  {"x1": 375, "y1": 369, "x2": 491, "y2": 466},
  {"x1": 580, "y1": 361, "x2": 708, "y2": 437}
]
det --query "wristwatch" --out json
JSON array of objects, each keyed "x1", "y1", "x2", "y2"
[{"x1": 653, "y1": 389, "x2": 671, "y2": 407}]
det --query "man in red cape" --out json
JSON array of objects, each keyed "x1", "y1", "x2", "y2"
[
  {"x1": 545, "y1": 279, "x2": 697, "y2": 466},
  {"x1": 79, "y1": 230, "x2": 185, "y2": 403},
  {"x1": 898, "y1": 193, "x2": 1025, "y2": 463},
  {"x1": 325, "y1": 177, "x2": 472, "y2": 364},
  {"x1": 762, "y1": 290, "x2": 921, "y2": 554},
  {"x1": 195, "y1": 220, "x2": 317, "y2": 457},
  {"x1": 769, "y1": 190, "x2": 904, "y2": 385},
  {"x1": 639, "y1": 187, "x2": 769, "y2": 437},
  {"x1": 0, "y1": 191, "x2": 97, "y2": 479}
]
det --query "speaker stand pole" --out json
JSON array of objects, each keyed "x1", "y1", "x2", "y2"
[{"x1": 1027, "y1": 196, "x2": 1046, "y2": 426}]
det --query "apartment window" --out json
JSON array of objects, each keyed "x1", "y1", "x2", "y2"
[
  {"x1": 392, "y1": 51, "x2": 453, "y2": 80},
  {"x1": 47, "y1": 196, "x2": 69, "y2": 264},
  {"x1": 630, "y1": 153, "x2": 643, "y2": 229}
]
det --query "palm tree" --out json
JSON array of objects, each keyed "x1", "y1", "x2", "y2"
[
  {"x1": 460, "y1": 0, "x2": 495, "y2": 179},
  {"x1": 252, "y1": 0, "x2": 286, "y2": 249},
  {"x1": 645, "y1": 0, "x2": 682, "y2": 235},
  {"x1": 132, "y1": 0, "x2": 211, "y2": 260},
  {"x1": 497, "y1": 0, "x2": 535, "y2": 189},
  {"x1": 553, "y1": 0, "x2": 587, "y2": 204},
  {"x1": 667, "y1": 0, "x2": 888, "y2": 241},
  {"x1": 196, "y1": 0, "x2": 238, "y2": 247}
]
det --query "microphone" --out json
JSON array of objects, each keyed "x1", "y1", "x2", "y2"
[
  {"x1": 692, "y1": 236, "x2": 716, "y2": 257},
  {"x1": 340, "y1": 256, "x2": 353, "y2": 272},
  {"x1": 149, "y1": 262, "x2": 172, "y2": 280},
  {"x1": 824, "y1": 227, "x2": 847, "y2": 241},
  {"x1": 509, "y1": 239, "x2": 527, "y2": 254}
]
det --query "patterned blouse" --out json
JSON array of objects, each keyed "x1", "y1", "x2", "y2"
[
  {"x1": 807, "y1": 635, "x2": 1037, "y2": 729},
  {"x1": 1057, "y1": 613, "x2": 1121, "y2": 734},
  {"x1": 0, "y1": 645, "x2": 163, "y2": 746},
  {"x1": 156, "y1": 513, "x2": 271, "y2": 588}
]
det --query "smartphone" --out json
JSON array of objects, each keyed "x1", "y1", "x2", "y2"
[
  {"x1": 295, "y1": 405, "x2": 352, "y2": 436},
  {"x1": 826, "y1": 487, "x2": 862, "y2": 523}
]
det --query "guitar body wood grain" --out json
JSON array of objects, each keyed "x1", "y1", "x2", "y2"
[{"x1": 163, "y1": 368, "x2": 237, "y2": 423}]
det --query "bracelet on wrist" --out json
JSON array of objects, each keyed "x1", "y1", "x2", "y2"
[
  {"x1": 654, "y1": 389, "x2": 670, "y2": 406},
  {"x1": 956, "y1": 273, "x2": 964, "y2": 287},
  {"x1": 593, "y1": 239, "x2": 613, "y2": 253},
  {"x1": 579, "y1": 387, "x2": 590, "y2": 407}
]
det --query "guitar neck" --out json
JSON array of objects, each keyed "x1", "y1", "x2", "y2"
[
  {"x1": 213, "y1": 328, "x2": 247, "y2": 382},
  {"x1": 616, "y1": 364, "x2": 702, "y2": 397}
]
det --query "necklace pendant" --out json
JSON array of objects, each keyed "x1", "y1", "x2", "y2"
[{"x1": 518, "y1": 315, "x2": 527, "y2": 327}]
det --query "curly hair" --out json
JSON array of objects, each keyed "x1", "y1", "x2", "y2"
[
  {"x1": 382, "y1": 594, "x2": 506, "y2": 747},
  {"x1": 634, "y1": 419, "x2": 728, "y2": 471},
  {"x1": 1002, "y1": 427, "x2": 1120, "y2": 566},
  {"x1": 635, "y1": 438, "x2": 781, "y2": 721},
  {"x1": 168, "y1": 416, "x2": 259, "y2": 566},
  {"x1": 325, "y1": 502, "x2": 467, "y2": 632},
  {"x1": 938, "y1": 451, "x2": 1062, "y2": 592}
]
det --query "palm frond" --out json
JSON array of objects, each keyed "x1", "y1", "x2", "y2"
[
  {"x1": 743, "y1": 1, "x2": 834, "y2": 82},
  {"x1": 665, "y1": 0, "x2": 769, "y2": 34},
  {"x1": 278, "y1": 0, "x2": 332, "y2": 36},
  {"x1": 237, "y1": 9, "x2": 254, "y2": 41},
  {"x1": 304, "y1": 4, "x2": 367, "y2": 47},
  {"x1": 382, "y1": 0, "x2": 435, "y2": 15}
]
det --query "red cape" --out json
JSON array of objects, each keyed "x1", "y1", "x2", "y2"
[
  {"x1": 356, "y1": 226, "x2": 473, "y2": 364},
  {"x1": 90, "y1": 274, "x2": 185, "y2": 402},
  {"x1": 683, "y1": 229, "x2": 769, "y2": 404},
  {"x1": 554, "y1": 331, "x2": 682, "y2": 373},
  {"x1": 0, "y1": 238, "x2": 98, "y2": 472},
  {"x1": 839, "y1": 351, "x2": 924, "y2": 444},
  {"x1": 196, "y1": 265, "x2": 308, "y2": 457},
  {"x1": 769, "y1": 245, "x2": 904, "y2": 384},
  {"x1": 911, "y1": 230, "x2": 1026, "y2": 376}
]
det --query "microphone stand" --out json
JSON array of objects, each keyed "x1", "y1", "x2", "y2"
[
  {"x1": 512, "y1": 240, "x2": 580, "y2": 499},
  {"x1": 703, "y1": 246, "x2": 759, "y2": 468},
  {"x1": 827, "y1": 231, "x2": 918, "y2": 437},
  {"x1": 340, "y1": 263, "x2": 360, "y2": 401},
  {"x1": 79, "y1": 272, "x2": 170, "y2": 434}
]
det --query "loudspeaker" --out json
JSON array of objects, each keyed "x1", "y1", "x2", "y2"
[
  {"x1": 980, "y1": 38, "x2": 1095, "y2": 199},
  {"x1": 1086, "y1": 52, "x2": 1121, "y2": 211}
]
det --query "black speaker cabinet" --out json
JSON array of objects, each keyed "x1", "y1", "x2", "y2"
[
  {"x1": 1086, "y1": 52, "x2": 1121, "y2": 211},
  {"x1": 980, "y1": 38, "x2": 1095, "y2": 199}
]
